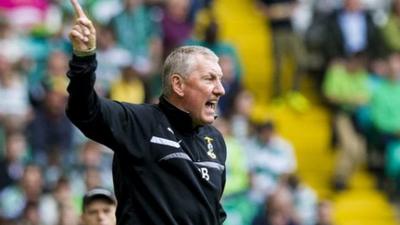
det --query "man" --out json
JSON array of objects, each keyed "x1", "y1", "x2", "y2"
[
  {"x1": 67, "y1": 0, "x2": 227, "y2": 224},
  {"x1": 81, "y1": 187, "x2": 117, "y2": 225},
  {"x1": 247, "y1": 121, "x2": 297, "y2": 201},
  {"x1": 257, "y1": 0, "x2": 306, "y2": 102}
]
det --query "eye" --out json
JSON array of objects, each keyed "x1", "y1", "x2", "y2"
[{"x1": 88, "y1": 210, "x2": 97, "y2": 215}]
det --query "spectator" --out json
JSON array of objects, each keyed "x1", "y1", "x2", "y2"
[
  {"x1": 214, "y1": 117, "x2": 249, "y2": 196},
  {"x1": 39, "y1": 176, "x2": 79, "y2": 225},
  {"x1": 161, "y1": 0, "x2": 193, "y2": 57},
  {"x1": 0, "y1": 14, "x2": 27, "y2": 65},
  {"x1": 0, "y1": 164, "x2": 44, "y2": 221},
  {"x1": 257, "y1": 0, "x2": 308, "y2": 111},
  {"x1": 229, "y1": 89, "x2": 254, "y2": 142},
  {"x1": 109, "y1": 64, "x2": 146, "y2": 104},
  {"x1": 218, "y1": 55, "x2": 242, "y2": 118},
  {"x1": 223, "y1": 191, "x2": 260, "y2": 225},
  {"x1": 95, "y1": 24, "x2": 132, "y2": 97},
  {"x1": 30, "y1": 50, "x2": 69, "y2": 107},
  {"x1": 188, "y1": 15, "x2": 242, "y2": 81},
  {"x1": 323, "y1": 52, "x2": 370, "y2": 191},
  {"x1": 286, "y1": 175, "x2": 317, "y2": 225},
  {"x1": 251, "y1": 186, "x2": 299, "y2": 225},
  {"x1": 370, "y1": 52, "x2": 400, "y2": 196},
  {"x1": 69, "y1": 140, "x2": 113, "y2": 197},
  {"x1": 17, "y1": 201, "x2": 42, "y2": 225},
  {"x1": 109, "y1": 0, "x2": 163, "y2": 77},
  {"x1": 27, "y1": 88, "x2": 73, "y2": 167},
  {"x1": 80, "y1": 187, "x2": 117, "y2": 225},
  {"x1": 246, "y1": 121, "x2": 297, "y2": 202},
  {"x1": 0, "y1": 131, "x2": 29, "y2": 191},
  {"x1": 381, "y1": 0, "x2": 400, "y2": 53},
  {"x1": 322, "y1": 0, "x2": 384, "y2": 63},
  {"x1": 57, "y1": 201, "x2": 79, "y2": 225},
  {"x1": 0, "y1": 53, "x2": 31, "y2": 131}
]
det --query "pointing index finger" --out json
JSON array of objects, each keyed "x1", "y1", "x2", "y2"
[{"x1": 70, "y1": 0, "x2": 87, "y2": 18}]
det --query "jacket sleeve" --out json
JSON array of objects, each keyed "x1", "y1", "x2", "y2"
[
  {"x1": 218, "y1": 133, "x2": 227, "y2": 224},
  {"x1": 218, "y1": 168, "x2": 227, "y2": 224},
  {"x1": 65, "y1": 54, "x2": 133, "y2": 151}
]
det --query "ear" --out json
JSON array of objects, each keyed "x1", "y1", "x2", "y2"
[{"x1": 171, "y1": 73, "x2": 185, "y2": 97}]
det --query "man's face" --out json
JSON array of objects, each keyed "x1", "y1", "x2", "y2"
[
  {"x1": 81, "y1": 200, "x2": 116, "y2": 225},
  {"x1": 345, "y1": 0, "x2": 361, "y2": 11},
  {"x1": 181, "y1": 55, "x2": 225, "y2": 125}
]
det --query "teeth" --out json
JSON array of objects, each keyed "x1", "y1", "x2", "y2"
[
  {"x1": 206, "y1": 100, "x2": 217, "y2": 110},
  {"x1": 206, "y1": 103, "x2": 214, "y2": 109}
]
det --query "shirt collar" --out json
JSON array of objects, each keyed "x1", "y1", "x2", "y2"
[{"x1": 158, "y1": 96, "x2": 199, "y2": 135}]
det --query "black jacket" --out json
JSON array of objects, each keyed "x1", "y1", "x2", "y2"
[
  {"x1": 66, "y1": 54, "x2": 227, "y2": 225},
  {"x1": 323, "y1": 9, "x2": 386, "y2": 60}
]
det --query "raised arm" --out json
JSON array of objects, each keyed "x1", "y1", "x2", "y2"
[
  {"x1": 66, "y1": 0, "x2": 121, "y2": 149},
  {"x1": 65, "y1": 0, "x2": 152, "y2": 157}
]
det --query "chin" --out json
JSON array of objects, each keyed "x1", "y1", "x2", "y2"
[
  {"x1": 202, "y1": 117, "x2": 216, "y2": 125},
  {"x1": 194, "y1": 117, "x2": 214, "y2": 126}
]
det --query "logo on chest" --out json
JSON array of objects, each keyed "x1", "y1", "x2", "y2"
[{"x1": 204, "y1": 136, "x2": 216, "y2": 159}]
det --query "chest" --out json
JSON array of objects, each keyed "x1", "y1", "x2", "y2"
[{"x1": 148, "y1": 124, "x2": 225, "y2": 187}]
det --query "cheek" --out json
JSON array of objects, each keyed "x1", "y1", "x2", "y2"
[
  {"x1": 186, "y1": 86, "x2": 209, "y2": 101},
  {"x1": 188, "y1": 97, "x2": 204, "y2": 111}
]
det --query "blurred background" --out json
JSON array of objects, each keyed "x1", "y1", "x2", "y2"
[{"x1": 0, "y1": 0, "x2": 399, "y2": 224}]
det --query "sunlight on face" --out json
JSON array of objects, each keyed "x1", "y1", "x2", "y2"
[{"x1": 181, "y1": 54, "x2": 225, "y2": 125}]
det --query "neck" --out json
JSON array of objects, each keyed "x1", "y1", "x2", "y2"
[
  {"x1": 162, "y1": 95, "x2": 202, "y2": 127},
  {"x1": 159, "y1": 96, "x2": 200, "y2": 134},
  {"x1": 164, "y1": 94, "x2": 188, "y2": 114}
]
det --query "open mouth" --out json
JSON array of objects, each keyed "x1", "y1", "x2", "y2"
[{"x1": 205, "y1": 100, "x2": 217, "y2": 110}]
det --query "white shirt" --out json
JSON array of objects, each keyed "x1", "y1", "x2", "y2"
[
  {"x1": 339, "y1": 11, "x2": 367, "y2": 55},
  {"x1": 247, "y1": 135, "x2": 297, "y2": 198}
]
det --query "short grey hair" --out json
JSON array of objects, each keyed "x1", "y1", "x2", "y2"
[{"x1": 162, "y1": 45, "x2": 219, "y2": 97}]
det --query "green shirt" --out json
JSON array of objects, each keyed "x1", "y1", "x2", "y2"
[
  {"x1": 110, "y1": 5, "x2": 161, "y2": 61},
  {"x1": 323, "y1": 64, "x2": 370, "y2": 110},
  {"x1": 223, "y1": 136, "x2": 249, "y2": 196},
  {"x1": 371, "y1": 80, "x2": 400, "y2": 133},
  {"x1": 382, "y1": 14, "x2": 400, "y2": 52}
]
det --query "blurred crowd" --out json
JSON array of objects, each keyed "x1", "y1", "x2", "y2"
[{"x1": 0, "y1": 0, "x2": 400, "y2": 224}]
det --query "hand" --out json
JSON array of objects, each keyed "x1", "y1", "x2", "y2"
[{"x1": 69, "y1": 0, "x2": 96, "y2": 55}]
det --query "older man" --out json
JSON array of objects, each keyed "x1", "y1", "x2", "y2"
[{"x1": 66, "y1": 0, "x2": 227, "y2": 224}]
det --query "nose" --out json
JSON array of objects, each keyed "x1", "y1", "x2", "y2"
[
  {"x1": 97, "y1": 212, "x2": 106, "y2": 221},
  {"x1": 214, "y1": 79, "x2": 225, "y2": 96}
]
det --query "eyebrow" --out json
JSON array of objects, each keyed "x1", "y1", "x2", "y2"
[{"x1": 206, "y1": 72, "x2": 223, "y2": 79}]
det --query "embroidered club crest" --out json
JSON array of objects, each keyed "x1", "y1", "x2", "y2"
[{"x1": 204, "y1": 136, "x2": 216, "y2": 159}]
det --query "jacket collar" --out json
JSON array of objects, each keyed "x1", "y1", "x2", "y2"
[{"x1": 158, "y1": 96, "x2": 199, "y2": 135}]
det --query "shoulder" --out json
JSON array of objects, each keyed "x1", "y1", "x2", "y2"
[
  {"x1": 118, "y1": 102, "x2": 163, "y2": 123},
  {"x1": 119, "y1": 102, "x2": 157, "y2": 112}
]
